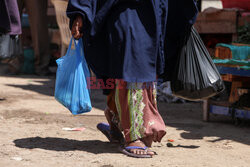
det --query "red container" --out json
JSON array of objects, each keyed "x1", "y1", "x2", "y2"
[{"x1": 221, "y1": 0, "x2": 250, "y2": 11}]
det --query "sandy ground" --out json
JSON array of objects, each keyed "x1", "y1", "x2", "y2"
[{"x1": 0, "y1": 75, "x2": 250, "y2": 167}]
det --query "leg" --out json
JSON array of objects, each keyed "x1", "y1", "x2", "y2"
[
  {"x1": 115, "y1": 82, "x2": 166, "y2": 157},
  {"x1": 97, "y1": 89, "x2": 124, "y2": 143},
  {"x1": 229, "y1": 81, "x2": 243, "y2": 103},
  {"x1": 25, "y1": 0, "x2": 50, "y2": 75},
  {"x1": 203, "y1": 100, "x2": 210, "y2": 122}
]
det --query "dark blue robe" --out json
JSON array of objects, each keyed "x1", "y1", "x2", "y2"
[{"x1": 67, "y1": 0, "x2": 198, "y2": 82}]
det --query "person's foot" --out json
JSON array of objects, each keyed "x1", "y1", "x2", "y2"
[
  {"x1": 103, "y1": 107, "x2": 125, "y2": 144},
  {"x1": 125, "y1": 140, "x2": 156, "y2": 156},
  {"x1": 110, "y1": 128, "x2": 125, "y2": 144},
  {"x1": 97, "y1": 123, "x2": 124, "y2": 144}
]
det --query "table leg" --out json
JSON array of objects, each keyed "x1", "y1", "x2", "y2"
[{"x1": 203, "y1": 100, "x2": 210, "y2": 122}]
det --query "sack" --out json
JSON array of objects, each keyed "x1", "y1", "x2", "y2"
[
  {"x1": 171, "y1": 26, "x2": 225, "y2": 101},
  {"x1": 0, "y1": 34, "x2": 22, "y2": 60},
  {"x1": 55, "y1": 38, "x2": 92, "y2": 115}
]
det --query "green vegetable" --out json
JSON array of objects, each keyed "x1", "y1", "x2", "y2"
[{"x1": 235, "y1": 22, "x2": 250, "y2": 44}]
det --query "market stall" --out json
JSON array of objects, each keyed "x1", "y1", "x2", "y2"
[
  {"x1": 195, "y1": 0, "x2": 250, "y2": 123},
  {"x1": 203, "y1": 43, "x2": 250, "y2": 123}
]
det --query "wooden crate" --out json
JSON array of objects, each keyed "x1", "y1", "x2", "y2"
[
  {"x1": 220, "y1": 74, "x2": 250, "y2": 103},
  {"x1": 195, "y1": 10, "x2": 237, "y2": 34},
  {"x1": 215, "y1": 46, "x2": 232, "y2": 59},
  {"x1": 215, "y1": 43, "x2": 250, "y2": 59}
]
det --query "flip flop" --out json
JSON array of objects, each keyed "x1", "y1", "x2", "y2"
[
  {"x1": 97, "y1": 123, "x2": 124, "y2": 144},
  {"x1": 97, "y1": 123, "x2": 112, "y2": 142},
  {"x1": 118, "y1": 146, "x2": 153, "y2": 158}
]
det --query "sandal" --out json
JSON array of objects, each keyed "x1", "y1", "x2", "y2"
[
  {"x1": 118, "y1": 140, "x2": 157, "y2": 158},
  {"x1": 97, "y1": 123, "x2": 124, "y2": 144},
  {"x1": 119, "y1": 145, "x2": 153, "y2": 158}
]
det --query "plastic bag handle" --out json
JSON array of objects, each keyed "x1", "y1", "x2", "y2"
[
  {"x1": 74, "y1": 38, "x2": 83, "y2": 61},
  {"x1": 74, "y1": 38, "x2": 83, "y2": 54},
  {"x1": 66, "y1": 37, "x2": 82, "y2": 57},
  {"x1": 74, "y1": 38, "x2": 80, "y2": 53},
  {"x1": 66, "y1": 37, "x2": 74, "y2": 56}
]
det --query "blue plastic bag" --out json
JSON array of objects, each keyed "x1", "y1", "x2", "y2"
[{"x1": 55, "y1": 38, "x2": 92, "y2": 115}]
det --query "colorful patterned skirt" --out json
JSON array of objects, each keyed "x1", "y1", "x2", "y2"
[{"x1": 107, "y1": 80, "x2": 166, "y2": 146}]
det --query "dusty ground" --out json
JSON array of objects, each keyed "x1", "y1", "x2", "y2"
[{"x1": 0, "y1": 75, "x2": 250, "y2": 167}]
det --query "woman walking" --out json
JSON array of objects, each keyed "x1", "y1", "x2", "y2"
[{"x1": 67, "y1": 0, "x2": 198, "y2": 158}]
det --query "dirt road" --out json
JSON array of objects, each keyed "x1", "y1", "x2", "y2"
[{"x1": 0, "y1": 75, "x2": 250, "y2": 167}]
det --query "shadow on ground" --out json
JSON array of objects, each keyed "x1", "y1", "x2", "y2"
[
  {"x1": 4, "y1": 75, "x2": 56, "y2": 96},
  {"x1": 4, "y1": 75, "x2": 107, "y2": 110},
  {"x1": 6, "y1": 79, "x2": 55, "y2": 96},
  {"x1": 14, "y1": 137, "x2": 119, "y2": 154},
  {"x1": 3, "y1": 75, "x2": 250, "y2": 146},
  {"x1": 158, "y1": 102, "x2": 250, "y2": 146}
]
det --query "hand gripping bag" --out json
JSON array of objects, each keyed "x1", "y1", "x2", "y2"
[
  {"x1": 171, "y1": 26, "x2": 225, "y2": 101},
  {"x1": 55, "y1": 38, "x2": 92, "y2": 114}
]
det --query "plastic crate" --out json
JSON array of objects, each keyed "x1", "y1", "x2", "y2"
[
  {"x1": 209, "y1": 105, "x2": 232, "y2": 116},
  {"x1": 235, "y1": 109, "x2": 250, "y2": 119}
]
